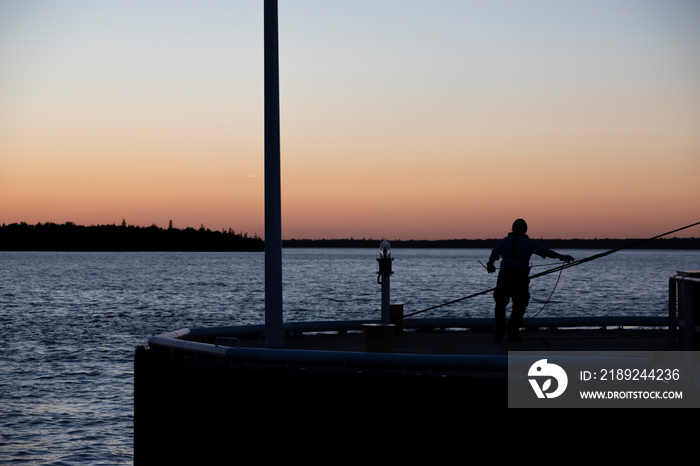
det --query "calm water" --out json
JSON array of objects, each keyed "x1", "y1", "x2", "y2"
[{"x1": 1, "y1": 247, "x2": 698, "y2": 463}]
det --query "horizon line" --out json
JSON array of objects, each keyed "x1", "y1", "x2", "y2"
[{"x1": 2, "y1": 220, "x2": 698, "y2": 243}]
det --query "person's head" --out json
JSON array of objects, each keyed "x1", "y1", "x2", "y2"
[{"x1": 512, "y1": 218, "x2": 527, "y2": 234}]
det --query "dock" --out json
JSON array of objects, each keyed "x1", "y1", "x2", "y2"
[
  {"x1": 134, "y1": 318, "x2": 674, "y2": 462},
  {"x1": 133, "y1": 273, "x2": 699, "y2": 463}
]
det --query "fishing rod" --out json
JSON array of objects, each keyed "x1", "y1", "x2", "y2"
[
  {"x1": 403, "y1": 220, "x2": 700, "y2": 318},
  {"x1": 528, "y1": 219, "x2": 700, "y2": 280}
]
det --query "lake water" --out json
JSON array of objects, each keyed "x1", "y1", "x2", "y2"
[{"x1": 1, "y1": 247, "x2": 698, "y2": 463}]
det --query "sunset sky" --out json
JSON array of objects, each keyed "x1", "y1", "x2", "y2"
[{"x1": 2, "y1": 1, "x2": 699, "y2": 240}]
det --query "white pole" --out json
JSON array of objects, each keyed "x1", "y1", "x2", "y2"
[{"x1": 264, "y1": 0, "x2": 284, "y2": 348}]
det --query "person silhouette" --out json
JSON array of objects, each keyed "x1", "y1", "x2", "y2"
[{"x1": 486, "y1": 219, "x2": 574, "y2": 341}]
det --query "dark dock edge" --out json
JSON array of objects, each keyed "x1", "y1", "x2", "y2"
[{"x1": 134, "y1": 316, "x2": 681, "y2": 463}]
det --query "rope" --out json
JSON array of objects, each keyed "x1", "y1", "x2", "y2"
[
  {"x1": 525, "y1": 267, "x2": 562, "y2": 322},
  {"x1": 403, "y1": 220, "x2": 700, "y2": 319}
]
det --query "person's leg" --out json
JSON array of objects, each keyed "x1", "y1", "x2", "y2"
[
  {"x1": 493, "y1": 272, "x2": 511, "y2": 339},
  {"x1": 507, "y1": 304, "x2": 526, "y2": 341},
  {"x1": 494, "y1": 299, "x2": 507, "y2": 339},
  {"x1": 507, "y1": 273, "x2": 530, "y2": 341}
]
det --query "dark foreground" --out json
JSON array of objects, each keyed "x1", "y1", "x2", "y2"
[{"x1": 134, "y1": 322, "x2": 678, "y2": 463}]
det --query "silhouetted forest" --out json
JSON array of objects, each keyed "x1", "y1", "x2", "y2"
[
  {"x1": 0, "y1": 221, "x2": 263, "y2": 252},
  {"x1": 1, "y1": 222, "x2": 698, "y2": 251}
]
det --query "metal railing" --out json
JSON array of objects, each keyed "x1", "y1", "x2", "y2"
[{"x1": 669, "y1": 271, "x2": 700, "y2": 350}]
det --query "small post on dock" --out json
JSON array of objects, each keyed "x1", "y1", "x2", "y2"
[
  {"x1": 364, "y1": 241, "x2": 396, "y2": 352},
  {"x1": 377, "y1": 240, "x2": 393, "y2": 325}
]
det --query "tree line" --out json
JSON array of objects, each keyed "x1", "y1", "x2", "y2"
[
  {"x1": 282, "y1": 237, "x2": 700, "y2": 250},
  {"x1": 1, "y1": 222, "x2": 698, "y2": 251},
  {"x1": 0, "y1": 221, "x2": 263, "y2": 252}
]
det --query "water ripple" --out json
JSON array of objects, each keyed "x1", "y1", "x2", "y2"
[{"x1": 1, "y1": 248, "x2": 697, "y2": 463}]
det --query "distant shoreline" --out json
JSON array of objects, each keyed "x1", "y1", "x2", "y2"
[
  {"x1": 282, "y1": 237, "x2": 700, "y2": 250},
  {"x1": 0, "y1": 222, "x2": 264, "y2": 252},
  {"x1": 1, "y1": 222, "x2": 699, "y2": 251}
]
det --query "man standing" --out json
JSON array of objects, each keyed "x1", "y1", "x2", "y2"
[{"x1": 486, "y1": 219, "x2": 574, "y2": 342}]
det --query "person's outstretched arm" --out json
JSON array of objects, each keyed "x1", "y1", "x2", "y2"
[{"x1": 548, "y1": 251, "x2": 574, "y2": 263}]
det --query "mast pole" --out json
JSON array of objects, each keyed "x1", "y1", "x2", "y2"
[{"x1": 264, "y1": 0, "x2": 284, "y2": 348}]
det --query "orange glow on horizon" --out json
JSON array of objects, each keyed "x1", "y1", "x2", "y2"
[{"x1": 2, "y1": 2, "x2": 699, "y2": 241}]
